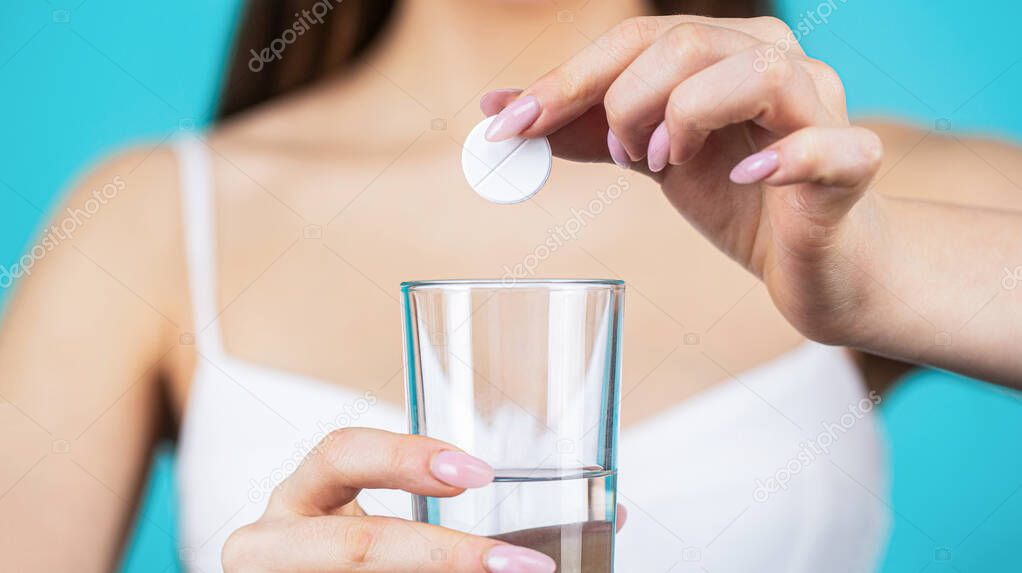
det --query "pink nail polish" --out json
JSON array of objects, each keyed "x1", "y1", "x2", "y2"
[
  {"x1": 647, "y1": 122, "x2": 670, "y2": 173},
  {"x1": 616, "y1": 503, "x2": 628, "y2": 532},
  {"x1": 730, "y1": 150, "x2": 780, "y2": 184},
  {"x1": 607, "y1": 130, "x2": 631, "y2": 168},
  {"x1": 485, "y1": 95, "x2": 541, "y2": 141},
  {"x1": 430, "y1": 451, "x2": 494, "y2": 489},
  {"x1": 480, "y1": 89, "x2": 523, "y2": 116},
  {"x1": 485, "y1": 545, "x2": 556, "y2": 573}
]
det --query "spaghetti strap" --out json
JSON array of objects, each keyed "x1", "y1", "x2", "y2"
[{"x1": 175, "y1": 135, "x2": 224, "y2": 355}]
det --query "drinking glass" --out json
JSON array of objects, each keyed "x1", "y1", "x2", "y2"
[{"x1": 401, "y1": 279, "x2": 625, "y2": 573}]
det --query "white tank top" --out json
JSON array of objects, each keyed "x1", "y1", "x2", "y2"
[{"x1": 172, "y1": 136, "x2": 891, "y2": 572}]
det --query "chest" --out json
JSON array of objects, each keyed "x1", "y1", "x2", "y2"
[{"x1": 172, "y1": 149, "x2": 802, "y2": 425}]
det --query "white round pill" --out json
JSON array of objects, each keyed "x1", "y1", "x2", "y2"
[{"x1": 462, "y1": 115, "x2": 552, "y2": 204}]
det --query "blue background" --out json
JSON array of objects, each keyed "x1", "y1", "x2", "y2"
[{"x1": 1, "y1": 1, "x2": 1021, "y2": 571}]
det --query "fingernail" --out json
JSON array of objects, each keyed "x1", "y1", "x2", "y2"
[
  {"x1": 485, "y1": 545, "x2": 556, "y2": 573},
  {"x1": 607, "y1": 130, "x2": 631, "y2": 168},
  {"x1": 647, "y1": 121, "x2": 670, "y2": 173},
  {"x1": 730, "y1": 150, "x2": 779, "y2": 184},
  {"x1": 485, "y1": 95, "x2": 541, "y2": 141},
  {"x1": 480, "y1": 88, "x2": 523, "y2": 116},
  {"x1": 430, "y1": 451, "x2": 494, "y2": 489}
]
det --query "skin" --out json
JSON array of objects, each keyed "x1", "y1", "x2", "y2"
[
  {"x1": 1, "y1": 1, "x2": 1020, "y2": 571},
  {"x1": 483, "y1": 14, "x2": 1022, "y2": 384}
]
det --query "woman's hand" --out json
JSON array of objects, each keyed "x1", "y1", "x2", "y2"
[
  {"x1": 481, "y1": 15, "x2": 884, "y2": 347},
  {"x1": 221, "y1": 428, "x2": 556, "y2": 573}
]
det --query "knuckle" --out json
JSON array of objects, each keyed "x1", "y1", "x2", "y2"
[
  {"x1": 663, "y1": 23, "x2": 710, "y2": 62},
  {"x1": 610, "y1": 16, "x2": 660, "y2": 49},
  {"x1": 327, "y1": 426, "x2": 357, "y2": 443},
  {"x1": 602, "y1": 88, "x2": 630, "y2": 129},
  {"x1": 341, "y1": 520, "x2": 380, "y2": 564},
  {"x1": 265, "y1": 482, "x2": 292, "y2": 512},
  {"x1": 814, "y1": 60, "x2": 842, "y2": 87},
  {"x1": 825, "y1": 71, "x2": 847, "y2": 103},
  {"x1": 760, "y1": 56, "x2": 798, "y2": 90},
  {"x1": 221, "y1": 524, "x2": 258, "y2": 571},
  {"x1": 321, "y1": 427, "x2": 358, "y2": 467},
  {"x1": 753, "y1": 16, "x2": 794, "y2": 42},
  {"x1": 385, "y1": 439, "x2": 415, "y2": 475},
  {"x1": 789, "y1": 131, "x2": 820, "y2": 170},
  {"x1": 552, "y1": 68, "x2": 594, "y2": 104},
  {"x1": 665, "y1": 92, "x2": 694, "y2": 129},
  {"x1": 859, "y1": 129, "x2": 884, "y2": 172},
  {"x1": 804, "y1": 58, "x2": 846, "y2": 102},
  {"x1": 600, "y1": 19, "x2": 641, "y2": 62}
]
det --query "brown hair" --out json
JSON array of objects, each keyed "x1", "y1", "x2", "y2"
[{"x1": 218, "y1": 0, "x2": 769, "y2": 120}]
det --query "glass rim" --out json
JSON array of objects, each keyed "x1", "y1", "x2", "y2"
[{"x1": 401, "y1": 278, "x2": 625, "y2": 291}]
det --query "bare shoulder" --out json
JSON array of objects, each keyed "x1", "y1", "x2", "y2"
[
  {"x1": 56, "y1": 143, "x2": 189, "y2": 322},
  {"x1": 66, "y1": 144, "x2": 183, "y2": 240},
  {"x1": 1, "y1": 142, "x2": 193, "y2": 393}
]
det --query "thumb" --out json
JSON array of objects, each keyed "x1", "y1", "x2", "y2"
[{"x1": 479, "y1": 90, "x2": 616, "y2": 165}]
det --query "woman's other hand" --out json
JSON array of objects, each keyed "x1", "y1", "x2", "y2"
[{"x1": 221, "y1": 428, "x2": 556, "y2": 573}]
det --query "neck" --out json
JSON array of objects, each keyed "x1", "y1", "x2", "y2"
[
  {"x1": 357, "y1": 0, "x2": 650, "y2": 116},
  {"x1": 235, "y1": 0, "x2": 652, "y2": 149}
]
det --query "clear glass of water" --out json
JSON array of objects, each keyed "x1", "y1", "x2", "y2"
[{"x1": 401, "y1": 279, "x2": 625, "y2": 573}]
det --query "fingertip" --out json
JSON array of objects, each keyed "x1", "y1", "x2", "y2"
[
  {"x1": 485, "y1": 545, "x2": 556, "y2": 573},
  {"x1": 484, "y1": 95, "x2": 541, "y2": 141},
  {"x1": 647, "y1": 121, "x2": 670, "y2": 173},
  {"x1": 729, "y1": 150, "x2": 780, "y2": 185},
  {"x1": 607, "y1": 130, "x2": 632, "y2": 168},
  {"x1": 430, "y1": 451, "x2": 495, "y2": 489},
  {"x1": 666, "y1": 119, "x2": 708, "y2": 166},
  {"x1": 480, "y1": 88, "x2": 523, "y2": 117}
]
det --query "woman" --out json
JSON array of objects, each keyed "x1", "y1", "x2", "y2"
[{"x1": 2, "y1": 0, "x2": 1020, "y2": 571}]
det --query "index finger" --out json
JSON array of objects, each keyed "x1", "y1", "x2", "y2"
[
  {"x1": 268, "y1": 428, "x2": 494, "y2": 517},
  {"x1": 489, "y1": 15, "x2": 800, "y2": 140}
]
